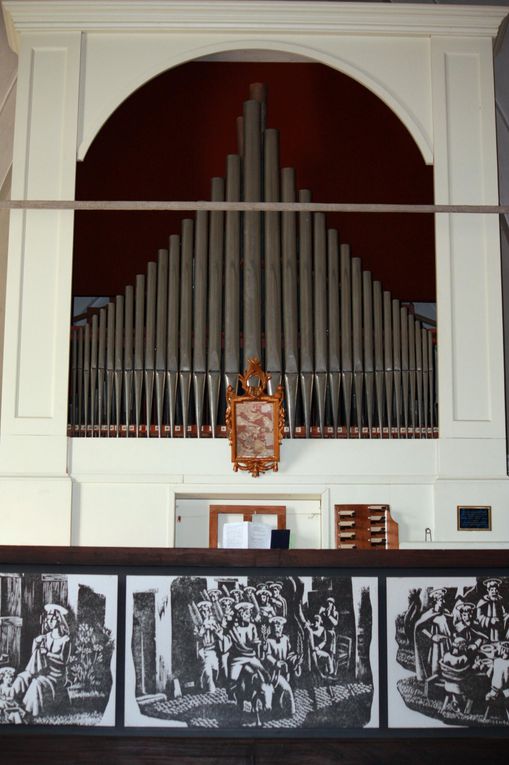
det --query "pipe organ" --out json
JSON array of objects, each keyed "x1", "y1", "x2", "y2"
[{"x1": 69, "y1": 83, "x2": 437, "y2": 439}]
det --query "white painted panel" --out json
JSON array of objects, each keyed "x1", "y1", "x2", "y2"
[
  {"x1": 449, "y1": 216, "x2": 490, "y2": 421},
  {"x1": 286, "y1": 506, "x2": 321, "y2": 548},
  {"x1": 14, "y1": 45, "x2": 72, "y2": 418},
  {"x1": 386, "y1": 483, "x2": 434, "y2": 546},
  {"x1": 175, "y1": 497, "x2": 216, "y2": 548},
  {"x1": 0, "y1": 433, "x2": 68, "y2": 473},
  {"x1": 0, "y1": 477, "x2": 71, "y2": 545},
  {"x1": 8, "y1": 206, "x2": 75, "y2": 426},
  {"x1": 434, "y1": 478, "x2": 509, "y2": 543},
  {"x1": 16, "y1": 211, "x2": 59, "y2": 417},
  {"x1": 26, "y1": 47, "x2": 67, "y2": 197},
  {"x1": 69, "y1": 437, "x2": 437, "y2": 479},
  {"x1": 1, "y1": 33, "x2": 80, "y2": 435},
  {"x1": 432, "y1": 37, "x2": 504, "y2": 439},
  {"x1": 402, "y1": 542, "x2": 509, "y2": 550},
  {"x1": 442, "y1": 53, "x2": 489, "y2": 421},
  {"x1": 438, "y1": 437, "x2": 507, "y2": 480},
  {"x1": 73, "y1": 482, "x2": 172, "y2": 547},
  {"x1": 444, "y1": 53, "x2": 483, "y2": 203},
  {"x1": 79, "y1": 32, "x2": 432, "y2": 164}
]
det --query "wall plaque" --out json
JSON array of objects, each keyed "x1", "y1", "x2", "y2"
[{"x1": 457, "y1": 505, "x2": 492, "y2": 531}]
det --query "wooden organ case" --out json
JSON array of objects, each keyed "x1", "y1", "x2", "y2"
[{"x1": 68, "y1": 83, "x2": 437, "y2": 441}]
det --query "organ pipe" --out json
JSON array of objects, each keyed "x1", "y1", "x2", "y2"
[
  {"x1": 208, "y1": 177, "x2": 225, "y2": 437},
  {"x1": 124, "y1": 285, "x2": 134, "y2": 436},
  {"x1": 341, "y1": 245, "x2": 353, "y2": 437},
  {"x1": 224, "y1": 155, "x2": 241, "y2": 395},
  {"x1": 281, "y1": 167, "x2": 299, "y2": 437},
  {"x1": 242, "y1": 99, "x2": 262, "y2": 370},
  {"x1": 179, "y1": 219, "x2": 193, "y2": 438},
  {"x1": 264, "y1": 129, "x2": 282, "y2": 395},
  {"x1": 363, "y1": 270, "x2": 374, "y2": 437},
  {"x1": 106, "y1": 301, "x2": 115, "y2": 436},
  {"x1": 298, "y1": 189, "x2": 314, "y2": 438},
  {"x1": 167, "y1": 234, "x2": 180, "y2": 437},
  {"x1": 352, "y1": 257, "x2": 363, "y2": 436},
  {"x1": 193, "y1": 211, "x2": 208, "y2": 437},
  {"x1": 328, "y1": 229, "x2": 340, "y2": 436},
  {"x1": 155, "y1": 249, "x2": 168, "y2": 438},
  {"x1": 313, "y1": 213, "x2": 328, "y2": 437},
  {"x1": 69, "y1": 83, "x2": 437, "y2": 440}
]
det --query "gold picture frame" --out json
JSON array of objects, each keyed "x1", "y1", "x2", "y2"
[{"x1": 225, "y1": 358, "x2": 285, "y2": 477}]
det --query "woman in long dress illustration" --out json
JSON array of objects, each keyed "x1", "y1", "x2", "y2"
[{"x1": 11, "y1": 604, "x2": 71, "y2": 718}]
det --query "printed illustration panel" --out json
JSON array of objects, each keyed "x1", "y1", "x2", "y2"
[
  {"x1": 387, "y1": 575, "x2": 509, "y2": 728},
  {"x1": 125, "y1": 574, "x2": 378, "y2": 730},
  {"x1": 0, "y1": 572, "x2": 117, "y2": 727}
]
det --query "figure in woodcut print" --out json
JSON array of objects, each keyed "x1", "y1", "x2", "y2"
[
  {"x1": 10, "y1": 604, "x2": 71, "y2": 719},
  {"x1": 414, "y1": 588, "x2": 452, "y2": 681},
  {"x1": 476, "y1": 579, "x2": 509, "y2": 642}
]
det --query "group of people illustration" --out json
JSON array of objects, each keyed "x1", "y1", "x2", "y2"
[
  {"x1": 412, "y1": 578, "x2": 509, "y2": 714},
  {"x1": 0, "y1": 604, "x2": 71, "y2": 724},
  {"x1": 188, "y1": 580, "x2": 341, "y2": 715}
]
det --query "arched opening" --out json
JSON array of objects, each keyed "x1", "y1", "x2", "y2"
[
  {"x1": 74, "y1": 60, "x2": 434, "y2": 300},
  {"x1": 70, "y1": 59, "x2": 436, "y2": 438}
]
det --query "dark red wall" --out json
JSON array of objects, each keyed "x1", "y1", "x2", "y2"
[{"x1": 73, "y1": 62, "x2": 435, "y2": 302}]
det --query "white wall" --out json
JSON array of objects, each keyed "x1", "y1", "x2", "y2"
[
  {"x1": 0, "y1": 169, "x2": 11, "y2": 400},
  {"x1": 0, "y1": 5, "x2": 16, "y2": 194},
  {"x1": 0, "y1": 6, "x2": 16, "y2": 412},
  {"x1": 67, "y1": 435, "x2": 509, "y2": 548}
]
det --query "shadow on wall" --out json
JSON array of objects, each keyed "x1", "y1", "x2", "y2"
[{"x1": 0, "y1": 168, "x2": 12, "y2": 410}]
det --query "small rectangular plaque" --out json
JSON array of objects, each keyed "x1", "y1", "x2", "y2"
[{"x1": 457, "y1": 505, "x2": 492, "y2": 531}]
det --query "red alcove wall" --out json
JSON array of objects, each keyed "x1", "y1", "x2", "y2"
[{"x1": 73, "y1": 61, "x2": 435, "y2": 302}]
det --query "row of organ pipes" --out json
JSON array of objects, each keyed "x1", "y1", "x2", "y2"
[{"x1": 69, "y1": 83, "x2": 437, "y2": 439}]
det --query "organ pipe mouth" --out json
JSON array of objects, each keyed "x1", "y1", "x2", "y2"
[{"x1": 68, "y1": 83, "x2": 437, "y2": 441}]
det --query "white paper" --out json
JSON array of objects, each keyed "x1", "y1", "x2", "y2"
[
  {"x1": 247, "y1": 521, "x2": 272, "y2": 549},
  {"x1": 222, "y1": 521, "x2": 272, "y2": 549},
  {"x1": 222, "y1": 521, "x2": 249, "y2": 548}
]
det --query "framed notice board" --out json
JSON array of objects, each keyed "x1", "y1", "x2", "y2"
[{"x1": 457, "y1": 505, "x2": 492, "y2": 531}]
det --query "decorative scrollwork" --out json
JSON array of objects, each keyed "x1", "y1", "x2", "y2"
[{"x1": 238, "y1": 357, "x2": 270, "y2": 398}]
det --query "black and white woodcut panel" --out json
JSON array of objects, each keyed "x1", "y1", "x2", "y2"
[
  {"x1": 387, "y1": 576, "x2": 509, "y2": 728},
  {"x1": 125, "y1": 574, "x2": 378, "y2": 729},
  {"x1": 0, "y1": 573, "x2": 117, "y2": 726}
]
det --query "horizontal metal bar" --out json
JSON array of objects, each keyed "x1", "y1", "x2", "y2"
[{"x1": 1, "y1": 200, "x2": 509, "y2": 214}]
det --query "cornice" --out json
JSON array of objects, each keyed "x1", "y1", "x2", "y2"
[{"x1": 3, "y1": 1, "x2": 509, "y2": 53}]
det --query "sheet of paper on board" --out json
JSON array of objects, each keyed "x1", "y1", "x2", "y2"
[{"x1": 222, "y1": 521, "x2": 272, "y2": 549}]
